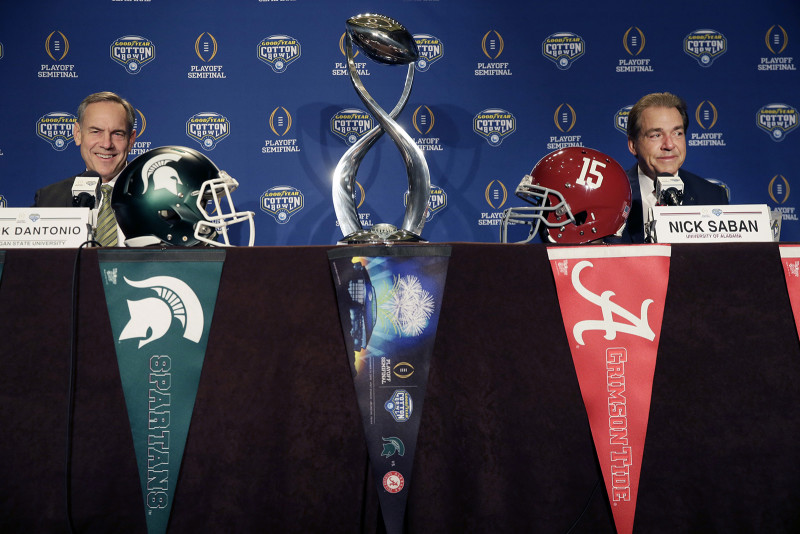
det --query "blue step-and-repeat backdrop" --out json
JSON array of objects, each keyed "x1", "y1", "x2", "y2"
[{"x1": 0, "y1": 0, "x2": 797, "y2": 245}]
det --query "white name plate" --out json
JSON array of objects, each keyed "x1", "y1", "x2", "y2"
[
  {"x1": 0, "y1": 208, "x2": 92, "y2": 248},
  {"x1": 649, "y1": 204, "x2": 777, "y2": 243}
]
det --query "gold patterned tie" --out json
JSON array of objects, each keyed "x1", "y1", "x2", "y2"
[{"x1": 96, "y1": 184, "x2": 118, "y2": 247}]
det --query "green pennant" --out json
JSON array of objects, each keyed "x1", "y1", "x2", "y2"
[{"x1": 99, "y1": 249, "x2": 225, "y2": 534}]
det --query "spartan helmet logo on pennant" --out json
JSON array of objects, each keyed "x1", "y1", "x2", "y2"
[{"x1": 119, "y1": 276, "x2": 204, "y2": 348}]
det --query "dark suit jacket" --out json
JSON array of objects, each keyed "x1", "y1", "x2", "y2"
[
  {"x1": 620, "y1": 165, "x2": 729, "y2": 243},
  {"x1": 33, "y1": 176, "x2": 77, "y2": 207}
]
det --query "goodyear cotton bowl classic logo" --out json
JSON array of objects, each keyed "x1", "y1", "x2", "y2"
[
  {"x1": 413, "y1": 34, "x2": 443, "y2": 72},
  {"x1": 257, "y1": 35, "x2": 301, "y2": 73},
  {"x1": 473, "y1": 108, "x2": 516, "y2": 146},
  {"x1": 615, "y1": 105, "x2": 632, "y2": 135},
  {"x1": 110, "y1": 35, "x2": 156, "y2": 74},
  {"x1": 757, "y1": 104, "x2": 798, "y2": 142},
  {"x1": 331, "y1": 108, "x2": 374, "y2": 146},
  {"x1": 186, "y1": 112, "x2": 230, "y2": 150},
  {"x1": 260, "y1": 185, "x2": 304, "y2": 224},
  {"x1": 37, "y1": 112, "x2": 76, "y2": 151},
  {"x1": 542, "y1": 32, "x2": 585, "y2": 70},
  {"x1": 684, "y1": 29, "x2": 726, "y2": 67},
  {"x1": 404, "y1": 184, "x2": 446, "y2": 222}
]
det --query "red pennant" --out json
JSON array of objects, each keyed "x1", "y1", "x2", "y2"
[
  {"x1": 547, "y1": 245, "x2": 671, "y2": 534},
  {"x1": 779, "y1": 245, "x2": 800, "y2": 340}
]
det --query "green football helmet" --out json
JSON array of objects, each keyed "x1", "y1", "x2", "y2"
[{"x1": 112, "y1": 146, "x2": 255, "y2": 246}]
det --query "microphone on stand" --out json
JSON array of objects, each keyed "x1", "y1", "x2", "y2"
[
  {"x1": 655, "y1": 173, "x2": 684, "y2": 206},
  {"x1": 71, "y1": 171, "x2": 101, "y2": 208},
  {"x1": 71, "y1": 171, "x2": 101, "y2": 243}
]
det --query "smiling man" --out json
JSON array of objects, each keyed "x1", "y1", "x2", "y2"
[
  {"x1": 622, "y1": 92, "x2": 729, "y2": 243},
  {"x1": 73, "y1": 94, "x2": 137, "y2": 183},
  {"x1": 33, "y1": 92, "x2": 137, "y2": 245}
]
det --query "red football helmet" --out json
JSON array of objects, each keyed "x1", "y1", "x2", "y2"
[{"x1": 500, "y1": 147, "x2": 632, "y2": 244}]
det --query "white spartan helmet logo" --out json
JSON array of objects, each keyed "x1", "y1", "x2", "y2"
[
  {"x1": 141, "y1": 152, "x2": 184, "y2": 195},
  {"x1": 119, "y1": 276, "x2": 205, "y2": 348}
]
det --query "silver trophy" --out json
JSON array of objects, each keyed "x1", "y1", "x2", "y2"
[{"x1": 332, "y1": 13, "x2": 431, "y2": 244}]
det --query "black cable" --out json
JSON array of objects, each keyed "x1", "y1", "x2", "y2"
[
  {"x1": 565, "y1": 477, "x2": 602, "y2": 534},
  {"x1": 65, "y1": 240, "x2": 97, "y2": 534}
]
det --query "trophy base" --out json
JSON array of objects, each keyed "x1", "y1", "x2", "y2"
[{"x1": 338, "y1": 223, "x2": 426, "y2": 245}]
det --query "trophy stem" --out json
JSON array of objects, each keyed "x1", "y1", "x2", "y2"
[
  {"x1": 331, "y1": 38, "x2": 413, "y2": 238},
  {"x1": 346, "y1": 43, "x2": 430, "y2": 236}
]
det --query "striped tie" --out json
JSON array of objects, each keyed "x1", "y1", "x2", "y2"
[{"x1": 96, "y1": 184, "x2": 118, "y2": 247}]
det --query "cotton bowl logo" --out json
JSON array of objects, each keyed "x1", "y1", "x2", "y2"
[
  {"x1": 615, "y1": 105, "x2": 632, "y2": 135},
  {"x1": 45, "y1": 31, "x2": 69, "y2": 61},
  {"x1": 684, "y1": 29, "x2": 726, "y2": 67},
  {"x1": 331, "y1": 108, "x2": 374, "y2": 145},
  {"x1": 186, "y1": 112, "x2": 230, "y2": 150},
  {"x1": 260, "y1": 185, "x2": 304, "y2": 224},
  {"x1": 110, "y1": 35, "x2": 156, "y2": 74},
  {"x1": 36, "y1": 112, "x2": 76, "y2": 151},
  {"x1": 195, "y1": 32, "x2": 218, "y2": 62},
  {"x1": 542, "y1": 32, "x2": 585, "y2": 70},
  {"x1": 623, "y1": 26, "x2": 646, "y2": 56},
  {"x1": 414, "y1": 34, "x2": 443, "y2": 71},
  {"x1": 481, "y1": 30, "x2": 504, "y2": 59},
  {"x1": 119, "y1": 276, "x2": 204, "y2": 348},
  {"x1": 695, "y1": 101, "x2": 719, "y2": 130},
  {"x1": 756, "y1": 103, "x2": 798, "y2": 142},
  {"x1": 554, "y1": 103, "x2": 577, "y2": 133},
  {"x1": 769, "y1": 175, "x2": 790, "y2": 204},
  {"x1": 257, "y1": 35, "x2": 301, "y2": 73},
  {"x1": 405, "y1": 184, "x2": 446, "y2": 221},
  {"x1": 384, "y1": 389, "x2": 413, "y2": 422},
  {"x1": 474, "y1": 108, "x2": 516, "y2": 146}
]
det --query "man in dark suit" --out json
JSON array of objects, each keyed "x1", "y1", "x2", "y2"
[
  {"x1": 622, "y1": 92, "x2": 729, "y2": 243},
  {"x1": 34, "y1": 91, "x2": 137, "y2": 207}
]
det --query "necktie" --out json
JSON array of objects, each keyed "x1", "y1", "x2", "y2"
[{"x1": 96, "y1": 184, "x2": 118, "y2": 247}]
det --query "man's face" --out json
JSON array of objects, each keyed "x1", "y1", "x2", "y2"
[
  {"x1": 73, "y1": 101, "x2": 137, "y2": 182},
  {"x1": 628, "y1": 106, "x2": 686, "y2": 180}
]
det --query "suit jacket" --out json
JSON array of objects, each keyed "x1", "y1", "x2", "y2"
[
  {"x1": 33, "y1": 176, "x2": 77, "y2": 207},
  {"x1": 620, "y1": 165, "x2": 729, "y2": 243}
]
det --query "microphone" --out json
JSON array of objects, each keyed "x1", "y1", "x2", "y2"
[
  {"x1": 71, "y1": 171, "x2": 101, "y2": 209},
  {"x1": 655, "y1": 172, "x2": 684, "y2": 206}
]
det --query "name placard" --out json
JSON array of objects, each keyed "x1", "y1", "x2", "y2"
[
  {"x1": 649, "y1": 204, "x2": 778, "y2": 243},
  {"x1": 0, "y1": 208, "x2": 92, "y2": 248}
]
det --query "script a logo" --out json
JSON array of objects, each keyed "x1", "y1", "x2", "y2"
[
  {"x1": 119, "y1": 276, "x2": 204, "y2": 348},
  {"x1": 570, "y1": 261, "x2": 654, "y2": 346}
]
